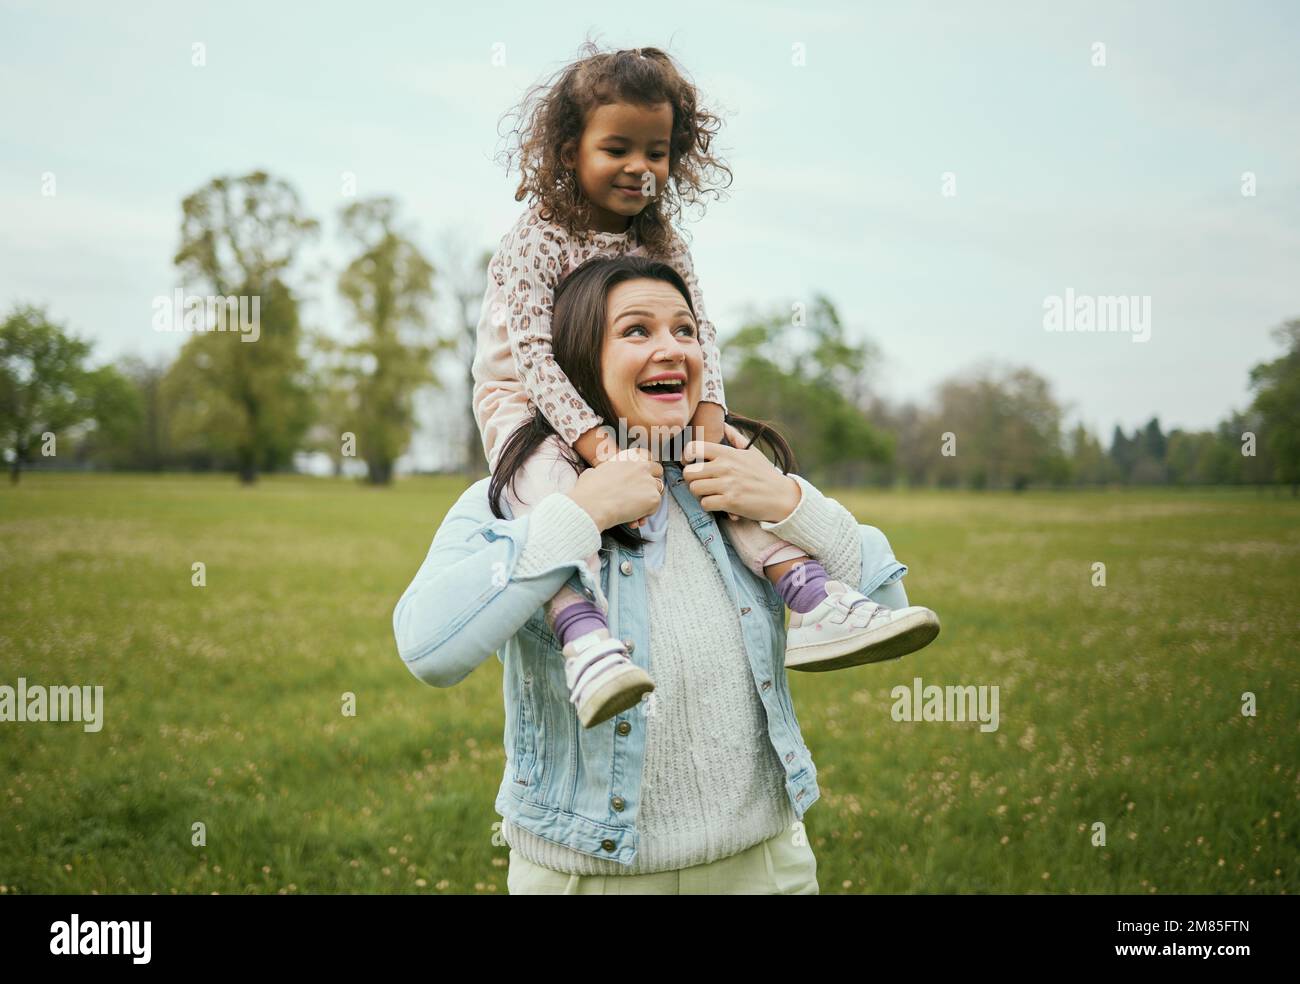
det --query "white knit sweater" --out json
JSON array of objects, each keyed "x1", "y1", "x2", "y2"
[{"x1": 503, "y1": 477, "x2": 864, "y2": 875}]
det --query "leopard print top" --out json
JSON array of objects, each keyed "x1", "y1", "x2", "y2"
[{"x1": 484, "y1": 203, "x2": 728, "y2": 446}]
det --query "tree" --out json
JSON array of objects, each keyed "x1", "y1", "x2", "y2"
[
  {"x1": 930, "y1": 365, "x2": 1067, "y2": 490},
  {"x1": 71, "y1": 363, "x2": 143, "y2": 469},
  {"x1": 1127, "y1": 417, "x2": 1169, "y2": 484},
  {"x1": 74, "y1": 355, "x2": 171, "y2": 470},
  {"x1": 332, "y1": 197, "x2": 441, "y2": 485},
  {"x1": 433, "y1": 232, "x2": 494, "y2": 477},
  {"x1": 722, "y1": 296, "x2": 890, "y2": 485},
  {"x1": 1109, "y1": 425, "x2": 1135, "y2": 483},
  {"x1": 862, "y1": 396, "x2": 928, "y2": 487},
  {"x1": 1165, "y1": 429, "x2": 1217, "y2": 486},
  {"x1": 1065, "y1": 423, "x2": 1112, "y2": 484},
  {"x1": 1140, "y1": 417, "x2": 1167, "y2": 463},
  {"x1": 171, "y1": 171, "x2": 319, "y2": 483},
  {"x1": 1249, "y1": 318, "x2": 1300, "y2": 494},
  {"x1": 0, "y1": 304, "x2": 101, "y2": 482},
  {"x1": 301, "y1": 347, "x2": 357, "y2": 477}
]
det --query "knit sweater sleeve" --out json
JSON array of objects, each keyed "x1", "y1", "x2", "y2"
[
  {"x1": 497, "y1": 215, "x2": 604, "y2": 446},
  {"x1": 759, "y1": 474, "x2": 862, "y2": 587},
  {"x1": 513, "y1": 493, "x2": 603, "y2": 579}
]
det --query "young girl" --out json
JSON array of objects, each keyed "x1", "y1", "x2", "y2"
[{"x1": 474, "y1": 43, "x2": 939, "y2": 729}]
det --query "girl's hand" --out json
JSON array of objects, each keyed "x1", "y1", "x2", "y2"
[
  {"x1": 681, "y1": 440, "x2": 801, "y2": 524},
  {"x1": 718, "y1": 422, "x2": 750, "y2": 519},
  {"x1": 722, "y1": 421, "x2": 751, "y2": 451},
  {"x1": 689, "y1": 401, "x2": 727, "y2": 446}
]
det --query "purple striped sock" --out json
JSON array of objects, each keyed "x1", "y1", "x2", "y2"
[
  {"x1": 775, "y1": 561, "x2": 832, "y2": 614},
  {"x1": 553, "y1": 601, "x2": 608, "y2": 648}
]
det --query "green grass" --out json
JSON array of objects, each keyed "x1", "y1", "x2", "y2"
[{"x1": 1, "y1": 474, "x2": 1296, "y2": 894}]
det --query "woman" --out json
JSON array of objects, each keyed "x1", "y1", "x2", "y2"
[{"x1": 392, "y1": 256, "x2": 919, "y2": 894}]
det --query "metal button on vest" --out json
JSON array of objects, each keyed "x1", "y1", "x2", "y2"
[
  {"x1": 622, "y1": 638, "x2": 635, "y2": 654},
  {"x1": 616, "y1": 721, "x2": 631, "y2": 736},
  {"x1": 620, "y1": 560, "x2": 633, "y2": 575},
  {"x1": 761, "y1": 680, "x2": 772, "y2": 691},
  {"x1": 611, "y1": 796, "x2": 625, "y2": 812},
  {"x1": 601, "y1": 838, "x2": 617, "y2": 852},
  {"x1": 740, "y1": 607, "x2": 751, "y2": 615}
]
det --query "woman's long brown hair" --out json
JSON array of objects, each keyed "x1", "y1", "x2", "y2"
[{"x1": 488, "y1": 254, "x2": 796, "y2": 549}]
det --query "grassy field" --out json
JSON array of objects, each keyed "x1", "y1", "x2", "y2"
[{"x1": 1, "y1": 473, "x2": 1295, "y2": 894}]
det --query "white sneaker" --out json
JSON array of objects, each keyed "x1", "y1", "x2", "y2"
[
  {"x1": 563, "y1": 629, "x2": 655, "y2": 728},
  {"x1": 784, "y1": 581, "x2": 940, "y2": 672}
]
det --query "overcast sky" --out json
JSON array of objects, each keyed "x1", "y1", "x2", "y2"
[{"x1": 2, "y1": 0, "x2": 1297, "y2": 467}]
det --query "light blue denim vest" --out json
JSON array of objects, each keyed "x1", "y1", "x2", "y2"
[{"x1": 392, "y1": 461, "x2": 908, "y2": 867}]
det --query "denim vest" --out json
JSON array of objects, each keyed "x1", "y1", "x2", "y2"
[{"x1": 392, "y1": 462, "x2": 909, "y2": 867}]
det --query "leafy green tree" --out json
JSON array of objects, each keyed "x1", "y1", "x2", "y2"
[
  {"x1": 72, "y1": 362, "x2": 144, "y2": 469},
  {"x1": 1109, "y1": 425, "x2": 1135, "y2": 482},
  {"x1": 75, "y1": 355, "x2": 173, "y2": 470},
  {"x1": 1249, "y1": 319, "x2": 1300, "y2": 494},
  {"x1": 1129, "y1": 417, "x2": 1169, "y2": 484},
  {"x1": 1165, "y1": 429, "x2": 1215, "y2": 485},
  {"x1": 1065, "y1": 423, "x2": 1113, "y2": 484},
  {"x1": 331, "y1": 197, "x2": 441, "y2": 485},
  {"x1": 722, "y1": 296, "x2": 889, "y2": 484},
  {"x1": 931, "y1": 365, "x2": 1067, "y2": 490},
  {"x1": 170, "y1": 171, "x2": 319, "y2": 483},
  {"x1": 0, "y1": 304, "x2": 106, "y2": 482},
  {"x1": 860, "y1": 396, "x2": 926, "y2": 487},
  {"x1": 300, "y1": 350, "x2": 357, "y2": 477}
]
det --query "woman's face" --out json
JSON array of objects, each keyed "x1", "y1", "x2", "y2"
[{"x1": 600, "y1": 278, "x2": 703, "y2": 443}]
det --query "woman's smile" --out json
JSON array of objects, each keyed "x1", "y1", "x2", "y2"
[{"x1": 637, "y1": 371, "x2": 687, "y2": 401}]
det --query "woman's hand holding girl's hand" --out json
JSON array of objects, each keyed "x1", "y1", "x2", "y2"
[
  {"x1": 682, "y1": 440, "x2": 801, "y2": 524},
  {"x1": 568, "y1": 447, "x2": 664, "y2": 532}
]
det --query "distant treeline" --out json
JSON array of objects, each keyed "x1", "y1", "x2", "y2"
[
  {"x1": 720, "y1": 298, "x2": 1296, "y2": 492},
  {"x1": 3, "y1": 170, "x2": 1298, "y2": 492}
]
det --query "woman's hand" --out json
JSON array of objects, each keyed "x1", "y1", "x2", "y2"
[
  {"x1": 682, "y1": 440, "x2": 801, "y2": 524},
  {"x1": 568, "y1": 447, "x2": 664, "y2": 532}
]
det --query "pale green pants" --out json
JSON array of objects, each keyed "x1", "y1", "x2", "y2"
[{"x1": 506, "y1": 826, "x2": 819, "y2": 895}]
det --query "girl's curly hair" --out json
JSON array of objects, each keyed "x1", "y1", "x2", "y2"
[{"x1": 495, "y1": 40, "x2": 733, "y2": 257}]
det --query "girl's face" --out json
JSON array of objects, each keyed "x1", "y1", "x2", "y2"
[
  {"x1": 562, "y1": 100, "x2": 673, "y2": 234},
  {"x1": 600, "y1": 278, "x2": 703, "y2": 442}
]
